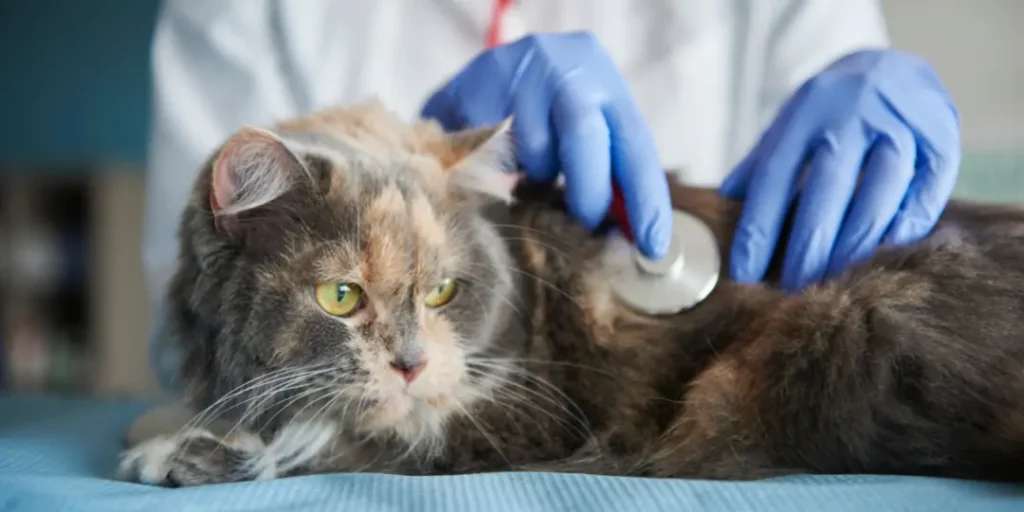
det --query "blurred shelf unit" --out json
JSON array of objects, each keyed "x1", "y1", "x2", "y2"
[
  {"x1": 0, "y1": 166, "x2": 155, "y2": 397},
  {"x1": 1, "y1": 170, "x2": 92, "y2": 393}
]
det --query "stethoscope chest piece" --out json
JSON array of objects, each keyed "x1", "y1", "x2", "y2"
[{"x1": 603, "y1": 209, "x2": 720, "y2": 315}]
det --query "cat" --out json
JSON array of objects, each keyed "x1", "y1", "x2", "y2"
[{"x1": 119, "y1": 99, "x2": 1024, "y2": 487}]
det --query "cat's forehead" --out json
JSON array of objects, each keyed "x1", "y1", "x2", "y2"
[
  {"x1": 279, "y1": 130, "x2": 441, "y2": 190},
  {"x1": 279, "y1": 132, "x2": 454, "y2": 288},
  {"x1": 271, "y1": 100, "x2": 451, "y2": 195}
]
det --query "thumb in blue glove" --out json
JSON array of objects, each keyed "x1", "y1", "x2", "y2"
[
  {"x1": 720, "y1": 49, "x2": 961, "y2": 292},
  {"x1": 421, "y1": 32, "x2": 672, "y2": 260}
]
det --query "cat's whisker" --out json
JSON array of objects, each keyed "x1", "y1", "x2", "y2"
[
  {"x1": 487, "y1": 225, "x2": 579, "y2": 256},
  {"x1": 336, "y1": 395, "x2": 356, "y2": 428},
  {"x1": 268, "y1": 386, "x2": 354, "y2": 474},
  {"x1": 181, "y1": 367, "x2": 309, "y2": 433},
  {"x1": 181, "y1": 364, "x2": 335, "y2": 435},
  {"x1": 465, "y1": 365, "x2": 594, "y2": 441},
  {"x1": 353, "y1": 396, "x2": 374, "y2": 426},
  {"x1": 469, "y1": 385, "x2": 527, "y2": 437},
  {"x1": 458, "y1": 261, "x2": 565, "y2": 322},
  {"x1": 466, "y1": 359, "x2": 593, "y2": 435},
  {"x1": 507, "y1": 268, "x2": 585, "y2": 312},
  {"x1": 456, "y1": 273, "x2": 528, "y2": 321},
  {"x1": 473, "y1": 356, "x2": 618, "y2": 379},
  {"x1": 480, "y1": 380, "x2": 589, "y2": 441},
  {"x1": 182, "y1": 374, "x2": 328, "y2": 454},
  {"x1": 452, "y1": 266, "x2": 515, "y2": 295},
  {"x1": 451, "y1": 397, "x2": 512, "y2": 469},
  {"x1": 246, "y1": 380, "x2": 339, "y2": 439},
  {"x1": 457, "y1": 279, "x2": 496, "y2": 319},
  {"x1": 306, "y1": 382, "x2": 355, "y2": 430},
  {"x1": 192, "y1": 367, "x2": 338, "y2": 450},
  {"x1": 221, "y1": 368, "x2": 337, "y2": 430},
  {"x1": 349, "y1": 433, "x2": 389, "y2": 474},
  {"x1": 467, "y1": 358, "x2": 577, "y2": 404},
  {"x1": 463, "y1": 259, "x2": 586, "y2": 312},
  {"x1": 493, "y1": 234, "x2": 576, "y2": 261},
  {"x1": 488, "y1": 222, "x2": 567, "y2": 238},
  {"x1": 391, "y1": 424, "x2": 429, "y2": 467}
]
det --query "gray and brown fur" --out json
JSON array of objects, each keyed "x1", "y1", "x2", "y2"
[{"x1": 120, "y1": 100, "x2": 1024, "y2": 486}]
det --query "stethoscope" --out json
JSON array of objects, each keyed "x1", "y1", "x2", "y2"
[
  {"x1": 602, "y1": 186, "x2": 720, "y2": 315},
  {"x1": 487, "y1": 0, "x2": 721, "y2": 315}
]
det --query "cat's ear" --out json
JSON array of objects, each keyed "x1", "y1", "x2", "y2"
[
  {"x1": 208, "y1": 127, "x2": 317, "y2": 248},
  {"x1": 210, "y1": 126, "x2": 309, "y2": 216},
  {"x1": 437, "y1": 118, "x2": 520, "y2": 203}
]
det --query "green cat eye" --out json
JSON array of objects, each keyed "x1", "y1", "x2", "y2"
[
  {"x1": 314, "y1": 282, "x2": 365, "y2": 317},
  {"x1": 424, "y1": 278, "x2": 457, "y2": 308}
]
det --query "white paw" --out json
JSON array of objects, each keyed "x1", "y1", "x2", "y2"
[
  {"x1": 118, "y1": 430, "x2": 198, "y2": 485},
  {"x1": 117, "y1": 428, "x2": 265, "y2": 486}
]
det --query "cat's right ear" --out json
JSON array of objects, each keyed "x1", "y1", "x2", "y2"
[
  {"x1": 439, "y1": 117, "x2": 520, "y2": 204},
  {"x1": 208, "y1": 126, "x2": 312, "y2": 239},
  {"x1": 210, "y1": 127, "x2": 306, "y2": 215}
]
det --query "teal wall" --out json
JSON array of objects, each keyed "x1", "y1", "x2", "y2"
[
  {"x1": 0, "y1": 0, "x2": 160, "y2": 169},
  {"x1": 954, "y1": 153, "x2": 1024, "y2": 204}
]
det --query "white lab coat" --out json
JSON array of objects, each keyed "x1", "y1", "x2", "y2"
[{"x1": 144, "y1": 0, "x2": 889, "y2": 389}]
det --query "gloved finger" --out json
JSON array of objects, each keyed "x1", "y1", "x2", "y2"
[
  {"x1": 873, "y1": 62, "x2": 961, "y2": 156},
  {"x1": 884, "y1": 142, "x2": 961, "y2": 247},
  {"x1": 551, "y1": 79, "x2": 613, "y2": 233},
  {"x1": 602, "y1": 91, "x2": 672, "y2": 260},
  {"x1": 825, "y1": 125, "x2": 915, "y2": 278},
  {"x1": 510, "y1": 48, "x2": 560, "y2": 183},
  {"x1": 720, "y1": 94, "x2": 805, "y2": 201},
  {"x1": 424, "y1": 46, "x2": 525, "y2": 130},
  {"x1": 421, "y1": 86, "x2": 467, "y2": 131},
  {"x1": 719, "y1": 150, "x2": 758, "y2": 200},
  {"x1": 728, "y1": 124, "x2": 809, "y2": 284},
  {"x1": 781, "y1": 127, "x2": 868, "y2": 292}
]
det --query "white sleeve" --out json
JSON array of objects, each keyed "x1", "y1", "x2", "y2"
[
  {"x1": 144, "y1": 0, "x2": 309, "y2": 298},
  {"x1": 144, "y1": 0, "x2": 312, "y2": 388},
  {"x1": 757, "y1": 0, "x2": 890, "y2": 132}
]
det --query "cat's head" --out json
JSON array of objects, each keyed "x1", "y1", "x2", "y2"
[{"x1": 175, "y1": 100, "x2": 521, "y2": 444}]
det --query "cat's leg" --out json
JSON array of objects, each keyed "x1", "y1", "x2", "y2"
[
  {"x1": 647, "y1": 358, "x2": 803, "y2": 480},
  {"x1": 119, "y1": 419, "x2": 340, "y2": 486}
]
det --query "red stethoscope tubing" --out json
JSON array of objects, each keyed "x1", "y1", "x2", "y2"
[
  {"x1": 485, "y1": 0, "x2": 635, "y2": 243},
  {"x1": 486, "y1": 0, "x2": 515, "y2": 48}
]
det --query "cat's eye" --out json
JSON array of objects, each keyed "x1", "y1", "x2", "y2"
[
  {"x1": 314, "y1": 282, "x2": 365, "y2": 317},
  {"x1": 424, "y1": 278, "x2": 457, "y2": 308}
]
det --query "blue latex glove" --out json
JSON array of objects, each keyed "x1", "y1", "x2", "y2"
[
  {"x1": 720, "y1": 49, "x2": 961, "y2": 292},
  {"x1": 421, "y1": 32, "x2": 672, "y2": 260}
]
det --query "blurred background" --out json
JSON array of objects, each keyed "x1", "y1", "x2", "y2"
[{"x1": 0, "y1": 0, "x2": 1022, "y2": 399}]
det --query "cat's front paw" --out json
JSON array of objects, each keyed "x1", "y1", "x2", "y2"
[{"x1": 118, "y1": 428, "x2": 270, "y2": 487}]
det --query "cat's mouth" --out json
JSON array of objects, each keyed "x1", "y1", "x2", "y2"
[
  {"x1": 357, "y1": 391, "x2": 455, "y2": 433},
  {"x1": 353, "y1": 354, "x2": 471, "y2": 433}
]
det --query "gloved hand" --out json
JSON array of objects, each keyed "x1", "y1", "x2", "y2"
[
  {"x1": 422, "y1": 32, "x2": 672, "y2": 260},
  {"x1": 720, "y1": 49, "x2": 961, "y2": 292}
]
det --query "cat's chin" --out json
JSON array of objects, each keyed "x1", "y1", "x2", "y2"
[{"x1": 358, "y1": 392, "x2": 460, "y2": 444}]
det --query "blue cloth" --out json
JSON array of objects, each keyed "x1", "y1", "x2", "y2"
[{"x1": 1, "y1": 394, "x2": 1022, "y2": 512}]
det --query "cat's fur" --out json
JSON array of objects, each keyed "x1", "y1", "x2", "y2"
[{"x1": 120, "y1": 100, "x2": 1024, "y2": 487}]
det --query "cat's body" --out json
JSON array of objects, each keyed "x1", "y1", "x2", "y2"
[{"x1": 120, "y1": 101, "x2": 1024, "y2": 487}]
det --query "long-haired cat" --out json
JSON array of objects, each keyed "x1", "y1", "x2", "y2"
[{"x1": 120, "y1": 100, "x2": 1024, "y2": 487}]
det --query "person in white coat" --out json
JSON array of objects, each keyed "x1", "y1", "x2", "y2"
[{"x1": 144, "y1": 0, "x2": 961, "y2": 390}]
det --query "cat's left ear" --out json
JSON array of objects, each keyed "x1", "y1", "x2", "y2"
[{"x1": 437, "y1": 118, "x2": 520, "y2": 203}]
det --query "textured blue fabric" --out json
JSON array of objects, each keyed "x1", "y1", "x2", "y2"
[{"x1": 1, "y1": 394, "x2": 1022, "y2": 512}]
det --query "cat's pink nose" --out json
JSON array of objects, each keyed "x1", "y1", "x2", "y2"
[{"x1": 390, "y1": 358, "x2": 427, "y2": 384}]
